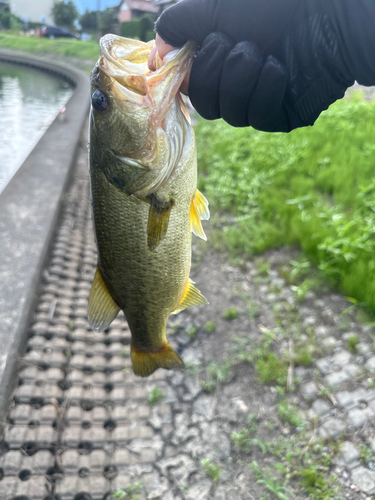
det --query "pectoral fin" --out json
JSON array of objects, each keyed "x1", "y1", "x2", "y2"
[
  {"x1": 147, "y1": 194, "x2": 174, "y2": 251},
  {"x1": 172, "y1": 279, "x2": 208, "y2": 314},
  {"x1": 131, "y1": 340, "x2": 185, "y2": 377},
  {"x1": 88, "y1": 266, "x2": 120, "y2": 332},
  {"x1": 190, "y1": 189, "x2": 210, "y2": 240}
]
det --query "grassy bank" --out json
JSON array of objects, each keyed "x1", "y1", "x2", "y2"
[
  {"x1": 0, "y1": 33, "x2": 99, "y2": 60},
  {"x1": 195, "y1": 92, "x2": 375, "y2": 311}
]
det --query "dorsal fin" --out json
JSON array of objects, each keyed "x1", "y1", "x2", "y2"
[
  {"x1": 172, "y1": 279, "x2": 208, "y2": 314},
  {"x1": 88, "y1": 266, "x2": 120, "y2": 332}
]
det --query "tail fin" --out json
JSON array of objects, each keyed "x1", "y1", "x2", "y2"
[{"x1": 131, "y1": 340, "x2": 185, "y2": 377}]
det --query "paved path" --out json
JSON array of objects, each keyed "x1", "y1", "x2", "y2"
[{"x1": 2, "y1": 126, "x2": 375, "y2": 499}]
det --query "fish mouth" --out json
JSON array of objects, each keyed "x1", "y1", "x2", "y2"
[{"x1": 98, "y1": 34, "x2": 196, "y2": 107}]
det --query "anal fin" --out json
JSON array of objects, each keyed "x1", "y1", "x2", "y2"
[
  {"x1": 131, "y1": 340, "x2": 185, "y2": 377},
  {"x1": 147, "y1": 193, "x2": 174, "y2": 251},
  {"x1": 172, "y1": 278, "x2": 208, "y2": 314},
  {"x1": 88, "y1": 266, "x2": 120, "y2": 332},
  {"x1": 190, "y1": 189, "x2": 210, "y2": 240}
]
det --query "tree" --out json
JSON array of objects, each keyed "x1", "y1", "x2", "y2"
[
  {"x1": 79, "y1": 9, "x2": 97, "y2": 32},
  {"x1": 98, "y1": 7, "x2": 117, "y2": 35},
  {"x1": 52, "y1": 0, "x2": 78, "y2": 30}
]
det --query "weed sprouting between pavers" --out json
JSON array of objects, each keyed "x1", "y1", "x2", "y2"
[
  {"x1": 201, "y1": 458, "x2": 222, "y2": 482},
  {"x1": 112, "y1": 482, "x2": 143, "y2": 499},
  {"x1": 147, "y1": 387, "x2": 164, "y2": 406}
]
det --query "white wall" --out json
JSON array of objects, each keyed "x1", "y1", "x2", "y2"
[{"x1": 11, "y1": 0, "x2": 55, "y2": 25}]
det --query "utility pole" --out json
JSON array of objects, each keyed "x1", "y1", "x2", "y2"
[{"x1": 96, "y1": 0, "x2": 101, "y2": 40}]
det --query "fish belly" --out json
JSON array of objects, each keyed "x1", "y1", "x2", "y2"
[{"x1": 90, "y1": 161, "x2": 194, "y2": 350}]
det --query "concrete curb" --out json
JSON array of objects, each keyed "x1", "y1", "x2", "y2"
[{"x1": 0, "y1": 51, "x2": 91, "y2": 431}]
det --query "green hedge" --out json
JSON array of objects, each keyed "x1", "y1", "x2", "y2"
[{"x1": 120, "y1": 14, "x2": 154, "y2": 42}]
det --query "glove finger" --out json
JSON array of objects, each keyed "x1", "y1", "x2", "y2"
[
  {"x1": 247, "y1": 55, "x2": 290, "y2": 132},
  {"x1": 219, "y1": 41, "x2": 263, "y2": 127},
  {"x1": 189, "y1": 32, "x2": 234, "y2": 121},
  {"x1": 155, "y1": 0, "x2": 216, "y2": 48}
]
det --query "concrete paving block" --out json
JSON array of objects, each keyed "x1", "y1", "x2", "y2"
[
  {"x1": 0, "y1": 449, "x2": 23, "y2": 474},
  {"x1": 28, "y1": 425, "x2": 58, "y2": 449},
  {"x1": 91, "y1": 406, "x2": 108, "y2": 423},
  {"x1": 67, "y1": 369, "x2": 85, "y2": 385},
  {"x1": 70, "y1": 354, "x2": 86, "y2": 370},
  {"x1": 15, "y1": 383, "x2": 63, "y2": 405},
  {"x1": 8, "y1": 404, "x2": 32, "y2": 424},
  {"x1": 0, "y1": 476, "x2": 17, "y2": 496},
  {"x1": 109, "y1": 355, "x2": 126, "y2": 371},
  {"x1": 82, "y1": 475, "x2": 111, "y2": 498},
  {"x1": 366, "y1": 356, "x2": 375, "y2": 371},
  {"x1": 109, "y1": 370, "x2": 128, "y2": 386},
  {"x1": 5, "y1": 425, "x2": 29, "y2": 448},
  {"x1": 16, "y1": 475, "x2": 48, "y2": 499},
  {"x1": 348, "y1": 408, "x2": 368, "y2": 428},
  {"x1": 25, "y1": 449, "x2": 55, "y2": 473},
  {"x1": 185, "y1": 479, "x2": 212, "y2": 500},
  {"x1": 18, "y1": 366, "x2": 40, "y2": 383},
  {"x1": 108, "y1": 342, "x2": 125, "y2": 356},
  {"x1": 66, "y1": 405, "x2": 83, "y2": 424},
  {"x1": 109, "y1": 386, "x2": 126, "y2": 403},
  {"x1": 112, "y1": 425, "x2": 131, "y2": 444},
  {"x1": 87, "y1": 449, "x2": 108, "y2": 470},
  {"x1": 336, "y1": 391, "x2": 355, "y2": 409},
  {"x1": 114, "y1": 473, "x2": 133, "y2": 490},
  {"x1": 56, "y1": 476, "x2": 79, "y2": 499},
  {"x1": 65, "y1": 385, "x2": 84, "y2": 403},
  {"x1": 315, "y1": 358, "x2": 332, "y2": 375},
  {"x1": 336, "y1": 441, "x2": 360, "y2": 469},
  {"x1": 143, "y1": 472, "x2": 169, "y2": 497},
  {"x1": 325, "y1": 370, "x2": 350, "y2": 388},
  {"x1": 352, "y1": 466, "x2": 375, "y2": 494},
  {"x1": 312, "y1": 399, "x2": 331, "y2": 418},
  {"x1": 62, "y1": 426, "x2": 82, "y2": 447},
  {"x1": 38, "y1": 404, "x2": 57, "y2": 425},
  {"x1": 91, "y1": 371, "x2": 107, "y2": 386},
  {"x1": 61, "y1": 449, "x2": 81, "y2": 472},
  {"x1": 112, "y1": 406, "x2": 129, "y2": 423},
  {"x1": 113, "y1": 448, "x2": 136, "y2": 467},
  {"x1": 332, "y1": 350, "x2": 352, "y2": 367},
  {"x1": 300, "y1": 381, "x2": 318, "y2": 399},
  {"x1": 50, "y1": 323, "x2": 71, "y2": 338},
  {"x1": 140, "y1": 447, "x2": 157, "y2": 463},
  {"x1": 344, "y1": 363, "x2": 360, "y2": 377},
  {"x1": 129, "y1": 426, "x2": 154, "y2": 440},
  {"x1": 319, "y1": 418, "x2": 346, "y2": 439},
  {"x1": 128, "y1": 405, "x2": 151, "y2": 420}
]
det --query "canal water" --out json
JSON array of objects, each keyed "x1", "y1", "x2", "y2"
[{"x1": 0, "y1": 62, "x2": 73, "y2": 193}]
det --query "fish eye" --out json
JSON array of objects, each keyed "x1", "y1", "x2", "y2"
[{"x1": 92, "y1": 90, "x2": 108, "y2": 112}]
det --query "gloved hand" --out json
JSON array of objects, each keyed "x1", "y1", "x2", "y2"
[{"x1": 154, "y1": 0, "x2": 375, "y2": 132}]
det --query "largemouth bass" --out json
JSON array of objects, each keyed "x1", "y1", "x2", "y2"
[{"x1": 88, "y1": 35, "x2": 209, "y2": 377}]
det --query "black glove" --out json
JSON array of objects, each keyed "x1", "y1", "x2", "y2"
[{"x1": 155, "y1": 0, "x2": 375, "y2": 132}]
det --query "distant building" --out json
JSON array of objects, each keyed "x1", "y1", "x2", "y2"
[
  {"x1": 10, "y1": 0, "x2": 55, "y2": 25},
  {"x1": 152, "y1": 0, "x2": 179, "y2": 16},
  {"x1": 118, "y1": 0, "x2": 157, "y2": 23}
]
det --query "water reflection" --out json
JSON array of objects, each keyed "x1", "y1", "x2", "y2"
[{"x1": 0, "y1": 62, "x2": 73, "y2": 193}]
